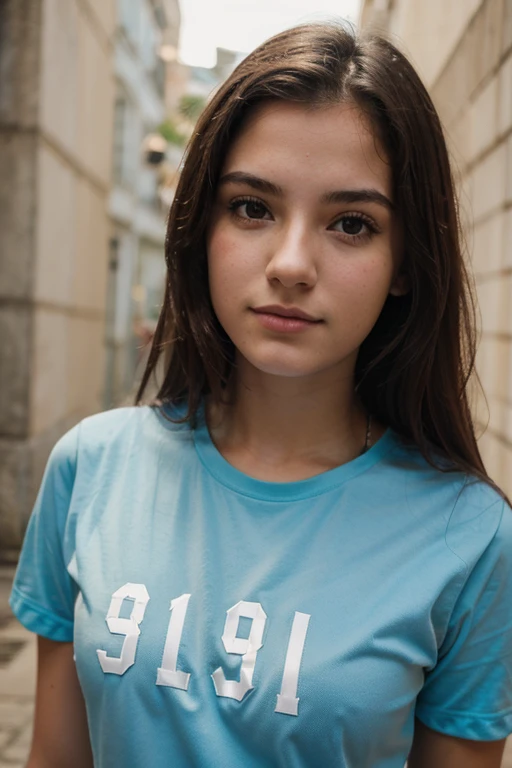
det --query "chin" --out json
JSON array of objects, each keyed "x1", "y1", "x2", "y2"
[
  {"x1": 254, "y1": 364, "x2": 316, "y2": 378},
  {"x1": 241, "y1": 351, "x2": 330, "y2": 379}
]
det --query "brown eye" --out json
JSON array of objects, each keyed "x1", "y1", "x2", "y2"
[
  {"x1": 339, "y1": 217, "x2": 364, "y2": 235},
  {"x1": 228, "y1": 197, "x2": 273, "y2": 223},
  {"x1": 242, "y1": 200, "x2": 268, "y2": 219},
  {"x1": 330, "y1": 214, "x2": 378, "y2": 241}
]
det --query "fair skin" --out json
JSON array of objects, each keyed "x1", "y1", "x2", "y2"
[
  {"x1": 27, "y1": 637, "x2": 93, "y2": 767},
  {"x1": 207, "y1": 101, "x2": 404, "y2": 479},
  {"x1": 29, "y1": 101, "x2": 505, "y2": 766}
]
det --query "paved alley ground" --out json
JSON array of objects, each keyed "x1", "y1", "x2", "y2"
[{"x1": 0, "y1": 567, "x2": 35, "y2": 767}]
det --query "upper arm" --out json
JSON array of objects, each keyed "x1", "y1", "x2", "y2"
[
  {"x1": 415, "y1": 502, "x2": 512, "y2": 743},
  {"x1": 408, "y1": 719, "x2": 505, "y2": 768},
  {"x1": 27, "y1": 636, "x2": 93, "y2": 768}
]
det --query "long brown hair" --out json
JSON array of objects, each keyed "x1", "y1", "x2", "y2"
[{"x1": 137, "y1": 21, "x2": 494, "y2": 487}]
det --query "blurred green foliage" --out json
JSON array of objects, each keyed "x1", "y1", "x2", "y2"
[
  {"x1": 178, "y1": 94, "x2": 207, "y2": 121},
  {"x1": 158, "y1": 118, "x2": 187, "y2": 147},
  {"x1": 158, "y1": 95, "x2": 207, "y2": 147}
]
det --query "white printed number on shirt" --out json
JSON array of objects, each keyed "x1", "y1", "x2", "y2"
[
  {"x1": 97, "y1": 585, "x2": 311, "y2": 716},
  {"x1": 156, "y1": 593, "x2": 192, "y2": 690},
  {"x1": 275, "y1": 611, "x2": 311, "y2": 716},
  {"x1": 212, "y1": 600, "x2": 267, "y2": 701},
  {"x1": 97, "y1": 583, "x2": 150, "y2": 675}
]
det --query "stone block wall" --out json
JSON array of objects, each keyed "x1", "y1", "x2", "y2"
[
  {"x1": 0, "y1": 0, "x2": 115, "y2": 556},
  {"x1": 430, "y1": 0, "x2": 512, "y2": 494},
  {"x1": 362, "y1": 0, "x2": 512, "y2": 495}
]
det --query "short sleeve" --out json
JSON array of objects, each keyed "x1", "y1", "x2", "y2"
[
  {"x1": 9, "y1": 425, "x2": 80, "y2": 642},
  {"x1": 415, "y1": 501, "x2": 512, "y2": 740}
]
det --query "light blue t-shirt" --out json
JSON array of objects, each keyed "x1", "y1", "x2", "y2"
[{"x1": 10, "y1": 405, "x2": 512, "y2": 767}]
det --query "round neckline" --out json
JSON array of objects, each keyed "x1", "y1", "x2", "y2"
[{"x1": 192, "y1": 407, "x2": 398, "y2": 502}]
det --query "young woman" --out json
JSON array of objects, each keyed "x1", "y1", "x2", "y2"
[{"x1": 11, "y1": 21, "x2": 512, "y2": 768}]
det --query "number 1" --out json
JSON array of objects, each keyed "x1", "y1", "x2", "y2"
[
  {"x1": 275, "y1": 611, "x2": 310, "y2": 716},
  {"x1": 156, "y1": 593, "x2": 192, "y2": 690}
]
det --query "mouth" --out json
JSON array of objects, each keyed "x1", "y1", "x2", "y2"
[
  {"x1": 251, "y1": 305, "x2": 321, "y2": 323},
  {"x1": 250, "y1": 306, "x2": 322, "y2": 334}
]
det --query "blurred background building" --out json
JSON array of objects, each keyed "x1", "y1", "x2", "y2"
[
  {"x1": 0, "y1": 0, "x2": 184, "y2": 559},
  {"x1": 105, "y1": 0, "x2": 180, "y2": 407},
  {"x1": 360, "y1": 0, "x2": 512, "y2": 496},
  {"x1": 0, "y1": 0, "x2": 117, "y2": 557}
]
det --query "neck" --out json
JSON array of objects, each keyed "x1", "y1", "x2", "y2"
[{"x1": 207, "y1": 356, "x2": 371, "y2": 480}]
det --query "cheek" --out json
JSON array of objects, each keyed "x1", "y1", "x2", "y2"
[
  {"x1": 207, "y1": 221, "x2": 265, "y2": 288},
  {"x1": 329, "y1": 254, "x2": 395, "y2": 330},
  {"x1": 354, "y1": 258, "x2": 395, "y2": 302},
  {"x1": 207, "y1": 226, "x2": 251, "y2": 323},
  {"x1": 207, "y1": 228, "x2": 233, "y2": 301}
]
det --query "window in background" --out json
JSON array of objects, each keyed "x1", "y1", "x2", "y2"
[{"x1": 112, "y1": 84, "x2": 140, "y2": 188}]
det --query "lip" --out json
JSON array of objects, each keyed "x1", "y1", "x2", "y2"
[{"x1": 251, "y1": 305, "x2": 320, "y2": 322}]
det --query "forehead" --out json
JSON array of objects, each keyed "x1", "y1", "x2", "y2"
[{"x1": 222, "y1": 101, "x2": 392, "y2": 196}]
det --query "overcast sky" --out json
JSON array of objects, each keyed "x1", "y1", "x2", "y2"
[{"x1": 178, "y1": 0, "x2": 362, "y2": 67}]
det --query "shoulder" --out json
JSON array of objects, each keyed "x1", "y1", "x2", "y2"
[
  {"x1": 82, "y1": 402, "x2": 190, "y2": 444},
  {"x1": 387, "y1": 436, "x2": 509, "y2": 565},
  {"x1": 78, "y1": 404, "x2": 184, "y2": 443},
  {"x1": 48, "y1": 404, "x2": 192, "y2": 479},
  {"x1": 446, "y1": 477, "x2": 509, "y2": 566}
]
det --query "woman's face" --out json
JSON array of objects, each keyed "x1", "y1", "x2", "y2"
[{"x1": 207, "y1": 101, "x2": 405, "y2": 382}]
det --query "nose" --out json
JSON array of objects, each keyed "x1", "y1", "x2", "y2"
[{"x1": 265, "y1": 222, "x2": 318, "y2": 289}]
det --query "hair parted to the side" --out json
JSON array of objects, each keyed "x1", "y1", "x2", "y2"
[{"x1": 137, "y1": 20, "x2": 496, "y2": 489}]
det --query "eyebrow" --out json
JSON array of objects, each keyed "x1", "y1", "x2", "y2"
[{"x1": 218, "y1": 171, "x2": 394, "y2": 211}]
